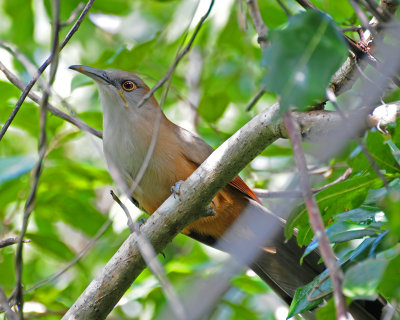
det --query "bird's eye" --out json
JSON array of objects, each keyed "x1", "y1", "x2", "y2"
[{"x1": 122, "y1": 80, "x2": 136, "y2": 91}]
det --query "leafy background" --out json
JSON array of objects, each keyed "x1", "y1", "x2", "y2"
[{"x1": 0, "y1": 0, "x2": 399, "y2": 319}]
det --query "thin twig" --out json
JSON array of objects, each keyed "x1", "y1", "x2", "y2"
[
  {"x1": 363, "y1": 0, "x2": 391, "y2": 22},
  {"x1": 136, "y1": 0, "x2": 214, "y2": 109},
  {"x1": 0, "y1": 61, "x2": 102, "y2": 138},
  {"x1": 294, "y1": 0, "x2": 318, "y2": 10},
  {"x1": 0, "y1": 0, "x2": 95, "y2": 142},
  {"x1": 246, "y1": 86, "x2": 265, "y2": 111},
  {"x1": 254, "y1": 167, "x2": 353, "y2": 198},
  {"x1": 26, "y1": 220, "x2": 112, "y2": 293},
  {"x1": 60, "y1": 2, "x2": 85, "y2": 27},
  {"x1": 0, "y1": 237, "x2": 31, "y2": 249},
  {"x1": 283, "y1": 111, "x2": 349, "y2": 320},
  {"x1": 246, "y1": 0, "x2": 269, "y2": 51},
  {"x1": 110, "y1": 191, "x2": 187, "y2": 320},
  {"x1": 15, "y1": 1, "x2": 61, "y2": 315},
  {"x1": 348, "y1": 0, "x2": 378, "y2": 39},
  {"x1": 276, "y1": 0, "x2": 292, "y2": 17},
  {"x1": 0, "y1": 287, "x2": 18, "y2": 320}
]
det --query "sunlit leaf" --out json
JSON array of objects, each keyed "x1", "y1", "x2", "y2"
[{"x1": 263, "y1": 11, "x2": 347, "y2": 111}]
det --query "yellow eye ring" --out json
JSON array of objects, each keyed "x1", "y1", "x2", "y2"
[{"x1": 122, "y1": 80, "x2": 136, "y2": 91}]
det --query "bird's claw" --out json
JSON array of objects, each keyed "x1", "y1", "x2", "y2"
[{"x1": 171, "y1": 180, "x2": 184, "y2": 199}]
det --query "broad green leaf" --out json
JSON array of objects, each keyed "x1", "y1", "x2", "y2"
[
  {"x1": 26, "y1": 233, "x2": 76, "y2": 261},
  {"x1": 2, "y1": 0, "x2": 34, "y2": 52},
  {"x1": 316, "y1": 298, "x2": 336, "y2": 320},
  {"x1": 343, "y1": 258, "x2": 389, "y2": 300},
  {"x1": 302, "y1": 221, "x2": 381, "y2": 262},
  {"x1": 0, "y1": 81, "x2": 20, "y2": 102},
  {"x1": 378, "y1": 254, "x2": 400, "y2": 299},
  {"x1": 0, "y1": 248, "x2": 15, "y2": 287},
  {"x1": 334, "y1": 207, "x2": 380, "y2": 224},
  {"x1": 198, "y1": 92, "x2": 229, "y2": 123},
  {"x1": 263, "y1": 11, "x2": 347, "y2": 111},
  {"x1": 231, "y1": 275, "x2": 269, "y2": 294},
  {"x1": 0, "y1": 154, "x2": 36, "y2": 183},
  {"x1": 350, "y1": 130, "x2": 400, "y2": 175},
  {"x1": 286, "y1": 175, "x2": 383, "y2": 245},
  {"x1": 222, "y1": 300, "x2": 259, "y2": 320},
  {"x1": 288, "y1": 269, "x2": 331, "y2": 317}
]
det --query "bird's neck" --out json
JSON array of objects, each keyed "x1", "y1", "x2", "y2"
[{"x1": 102, "y1": 104, "x2": 183, "y2": 208}]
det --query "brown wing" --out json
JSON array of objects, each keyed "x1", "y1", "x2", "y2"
[{"x1": 229, "y1": 176, "x2": 261, "y2": 204}]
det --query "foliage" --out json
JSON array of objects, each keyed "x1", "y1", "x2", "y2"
[{"x1": 0, "y1": 0, "x2": 399, "y2": 319}]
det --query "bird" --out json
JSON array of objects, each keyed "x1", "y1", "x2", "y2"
[{"x1": 69, "y1": 65, "x2": 385, "y2": 319}]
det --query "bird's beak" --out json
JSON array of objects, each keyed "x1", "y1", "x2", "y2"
[{"x1": 69, "y1": 65, "x2": 111, "y2": 85}]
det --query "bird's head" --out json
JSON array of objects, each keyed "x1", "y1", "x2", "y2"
[{"x1": 69, "y1": 65, "x2": 157, "y2": 112}]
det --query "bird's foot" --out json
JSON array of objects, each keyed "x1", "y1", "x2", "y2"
[{"x1": 170, "y1": 180, "x2": 184, "y2": 199}]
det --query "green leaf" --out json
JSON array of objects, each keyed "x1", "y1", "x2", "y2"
[
  {"x1": 222, "y1": 300, "x2": 259, "y2": 320},
  {"x1": 231, "y1": 275, "x2": 269, "y2": 294},
  {"x1": 334, "y1": 207, "x2": 379, "y2": 224},
  {"x1": 286, "y1": 175, "x2": 383, "y2": 245},
  {"x1": 2, "y1": 0, "x2": 34, "y2": 51},
  {"x1": 378, "y1": 254, "x2": 400, "y2": 299},
  {"x1": 343, "y1": 258, "x2": 389, "y2": 300},
  {"x1": 350, "y1": 130, "x2": 400, "y2": 175},
  {"x1": 263, "y1": 11, "x2": 347, "y2": 111},
  {"x1": 198, "y1": 92, "x2": 230, "y2": 123},
  {"x1": 302, "y1": 221, "x2": 381, "y2": 262},
  {"x1": 0, "y1": 154, "x2": 36, "y2": 183},
  {"x1": 26, "y1": 233, "x2": 76, "y2": 261},
  {"x1": 316, "y1": 298, "x2": 336, "y2": 320},
  {"x1": 288, "y1": 269, "x2": 331, "y2": 317}
]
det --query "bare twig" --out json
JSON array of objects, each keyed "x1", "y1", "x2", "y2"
[
  {"x1": 26, "y1": 220, "x2": 112, "y2": 293},
  {"x1": 254, "y1": 167, "x2": 353, "y2": 198},
  {"x1": 363, "y1": 0, "x2": 391, "y2": 22},
  {"x1": 15, "y1": 1, "x2": 61, "y2": 314},
  {"x1": 0, "y1": 237, "x2": 31, "y2": 249},
  {"x1": 0, "y1": 0, "x2": 94, "y2": 141},
  {"x1": 0, "y1": 61, "x2": 102, "y2": 138},
  {"x1": 348, "y1": 0, "x2": 378, "y2": 38},
  {"x1": 136, "y1": 0, "x2": 214, "y2": 109},
  {"x1": 60, "y1": 2, "x2": 85, "y2": 27},
  {"x1": 276, "y1": 0, "x2": 292, "y2": 17},
  {"x1": 294, "y1": 0, "x2": 318, "y2": 10},
  {"x1": 283, "y1": 111, "x2": 349, "y2": 320},
  {"x1": 246, "y1": 86, "x2": 265, "y2": 111},
  {"x1": 246, "y1": 0, "x2": 269, "y2": 50},
  {"x1": 0, "y1": 287, "x2": 18, "y2": 320},
  {"x1": 110, "y1": 191, "x2": 187, "y2": 320}
]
